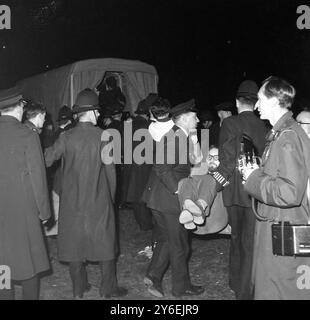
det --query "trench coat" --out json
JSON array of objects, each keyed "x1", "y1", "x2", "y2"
[
  {"x1": 0, "y1": 116, "x2": 51, "y2": 280},
  {"x1": 44, "y1": 122, "x2": 118, "y2": 262},
  {"x1": 245, "y1": 112, "x2": 310, "y2": 300}
]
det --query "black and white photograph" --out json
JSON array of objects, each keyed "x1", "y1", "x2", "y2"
[{"x1": 1, "y1": 0, "x2": 310, "y2": 303}]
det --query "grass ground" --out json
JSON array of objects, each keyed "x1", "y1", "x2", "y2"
[{"x1": 14, "y1": 209, "x2": 235, "y2": 300}]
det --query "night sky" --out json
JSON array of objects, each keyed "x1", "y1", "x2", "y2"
[{"x1": 1, "y1": 0, "x2": 310, "y2": 111}]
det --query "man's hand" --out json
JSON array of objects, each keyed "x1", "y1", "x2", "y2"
[{"x1": 241, "y1": 163, "x2": 259, "y2": 183}]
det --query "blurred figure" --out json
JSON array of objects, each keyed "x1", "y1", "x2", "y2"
[
  {"x1": 207, "y1": 102, "x2": 235, "y2": 146},
  {"x1": 104, "y1": 103, "x2": 126, "y2": 208},
  {"x1": 98, "y1": 76, "x2": 126, "y2": 111},
  {"x1": 215, "y1": 101, "x2": 235, "y2": 127},
  {"x1": 199, "y1": 110, "x2": 215, "y2": 129},
  {"x1": 41, "y1": 113, "x2": 55, "y2": 149},
  {"x1": 124, "y1": 99, "x2": 153, "y2": 232},
  {"x1": 198, "y1": 110, "x2": 218, "y2": 146}
]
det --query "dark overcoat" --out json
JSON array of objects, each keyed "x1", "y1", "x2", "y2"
[
  {"x1": 0, "y1": 116, "x2": 51, "y2": 281},
  {"x1": 217, "y1": 111, "x2": 267, "y2": 207},
  {"x1": 245, "y1": 112, "x2": 310, "y2": 300},
  {"x1": 45, "y1": 122, "x2": 118, "y2": 262},
  {"x1": 143, "y1": 126, "x2": 191, "y2": 215},
  {"x1": 124, "y1": 116, "x2": 153, "y2": 203}
]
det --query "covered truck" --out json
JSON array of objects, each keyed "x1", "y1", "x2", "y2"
[{"x1": 14, "y1": 58, "x2": 158, "y2": 123}]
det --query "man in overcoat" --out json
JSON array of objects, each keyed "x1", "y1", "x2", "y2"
[
  {"x1": 44, "y1": 89, "x2": 127, "y2": 299},
  {"x1": 143, "y1": 99, "x2": 205, "y2": 298},
  {"x1": 243, "y1": 77, "x2": 310, "y2": 300},
  {"x1": 0, "y1": 88, "x2": 51, "y2": 300},
  {"x1": 210, "y1": 80, "x2": 268, "y2": 300}
]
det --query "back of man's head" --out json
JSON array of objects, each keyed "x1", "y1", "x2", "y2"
[
  {"x1": 236, "y1": 80, "x2": 258, "y2": 110},
  {"x1": 24, "y1": 102, "x2": 46, "y2": 121},
  {"x1": 150, "y1": 97, "x2": 171, "y2": 120}
]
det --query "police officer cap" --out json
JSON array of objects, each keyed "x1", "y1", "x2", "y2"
[
  {"x1": 214, "y1": 101, "x2": 235, "y2": 112},
  {"x1": 0, "y1": 87, "x2": 26, "y2": 110},
  {"x1": 236, "y1": 80, "x2": 258, "y2": 100},
  {"x1": 72, "y1": 89, "x2": 100, "y2": 114},
  {"x1": 170, "y1": 99, "x2": 197, "y2": 117}
]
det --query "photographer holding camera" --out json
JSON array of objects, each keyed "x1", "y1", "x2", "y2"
[{"x1": 243, "y1": 76, "x2": 310, "y2": 300}]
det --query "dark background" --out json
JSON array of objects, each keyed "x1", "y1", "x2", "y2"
[{"x1": 1, "y1": 0, "x2": 310, "y2": 110}]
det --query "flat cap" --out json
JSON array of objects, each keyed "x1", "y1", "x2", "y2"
[
  {"x1": 170, "y1": 99, "x2": 197, "y2": 117},
  {"x1": 214, "y1": 101, "x2": 235, "y2": 112},
  {"x1": 0, "y1": 87, "x2": 25, "y2": 110}
]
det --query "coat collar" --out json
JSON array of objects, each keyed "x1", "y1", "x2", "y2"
[
  {"x1": 273, "y1": 111, "x2": 294, "y2": 132},
  {"x1": 266, "y1": 111, "x2": 294, "y2": 142},
  {"x1": 0, "y1": 115, "x2": 20, "y2": 124},
  {"x1": 24, "y1": 120, "x2": 41, "y2": 134}
]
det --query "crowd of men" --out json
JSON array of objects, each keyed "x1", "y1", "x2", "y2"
[{"x1": 1, "y1": 75, "x2": 310, "y2": 300}]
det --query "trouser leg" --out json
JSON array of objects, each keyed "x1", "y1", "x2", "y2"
[
  {"x1": 163, "y1": 213, "x2": 191, "y2": 294},
  {"x1": 178, "y1": 178, "x2": 198, "y2": 207},
  {"x1": 146, "y1": 210, "x2": 169, "y2": 283},
  {"x1": 227, "y1": 205, "x2": 255, "y2": 300},
  {"x1": 99, "y1": 260, "x2": 117, "y2": 296},
  {"x1": 194, "y1": 174, "x2": 217, "y2": 209},
  {"x1": 132, "y1": 202, "x2": 153, "y2": 231},
  {"x1": 69, "y1": 261, "x2": 85, "y2": 298},
  {"x1": 22, "y1": 275, "x2": 39, "y2": 300}
]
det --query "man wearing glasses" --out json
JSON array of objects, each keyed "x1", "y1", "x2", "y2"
[
  {"x1": 296, "y1": 110, "x2": 310, "y2": 138},
  {"x1": 178, "y1": 146, "x2": 221, "y2": 230}
]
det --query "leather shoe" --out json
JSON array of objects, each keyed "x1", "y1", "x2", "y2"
[
  {"x1": 101, "y1": 287, "x2": 128, "y2": 299},
  {"x1": 172, "y1": 285, "x2": 205, "y2": 297}
]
